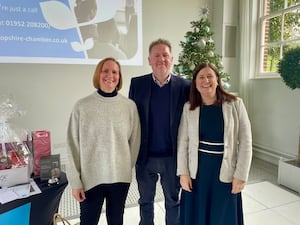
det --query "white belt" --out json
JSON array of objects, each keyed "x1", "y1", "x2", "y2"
[{"x1": 199, "y1": 149, "x2": 224, "y2": 154}]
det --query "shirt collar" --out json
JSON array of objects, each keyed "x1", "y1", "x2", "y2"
[{"x1": 152, "y1": 73, "x2": 171, "y2": 87}]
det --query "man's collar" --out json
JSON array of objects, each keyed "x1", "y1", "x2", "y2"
[{"x1": 152, "y1": 73, "x2": 171, "y2": 87}]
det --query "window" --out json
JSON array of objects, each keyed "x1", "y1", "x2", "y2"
[{"x1": 257, "y1": 0, "x2": 300, "y2": 77}]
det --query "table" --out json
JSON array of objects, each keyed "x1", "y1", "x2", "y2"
[{"x1": 0, "y1": 172, "x2": 68, "y2": 225}]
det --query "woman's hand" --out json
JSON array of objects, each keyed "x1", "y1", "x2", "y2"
[
  {"x1": 231, "y1": 178, "x2": 246, "y2": 194},
  {"x1": 180, "y1": 175, "x2": 193, "y2": 192},
  {"x1": 72, "y1": 188, "x2": 86, "y2": 202}
]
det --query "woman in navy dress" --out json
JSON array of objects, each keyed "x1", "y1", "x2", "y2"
[{"x1": 177, "y1": 62, "x2": 252, "y2": 225}]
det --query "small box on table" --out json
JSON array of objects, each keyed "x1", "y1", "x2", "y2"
[{"x1": 39, "y1": 154, "x2": 61, "y2": 181}]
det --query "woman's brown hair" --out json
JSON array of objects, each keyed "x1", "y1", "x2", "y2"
[{"x1": 189, "y1": 62, "x2": 237, "y2": 110}]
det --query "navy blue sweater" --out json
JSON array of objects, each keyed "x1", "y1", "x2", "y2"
[{"x1": 148, "y1": 80, "x2": 172, "y2": 157}]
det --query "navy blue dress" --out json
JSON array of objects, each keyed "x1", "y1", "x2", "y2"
[{"x1": 180, "y1": 105, "x2": 244, "y2": 225}]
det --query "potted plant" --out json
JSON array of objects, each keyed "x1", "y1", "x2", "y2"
[
  {"x1": 278, "y1": 47, "x2": 300, "y2": 90},
  {"x1": 277, "y1": 47, "x2": 300, "y2": 193}
]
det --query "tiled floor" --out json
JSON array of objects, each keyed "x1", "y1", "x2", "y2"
[
  {"x1": 58, "y1": 157, "x2": 300, "y2": 225},
  {"x1": 243, "y1": 181, "x2": 300, "y2": 225}
]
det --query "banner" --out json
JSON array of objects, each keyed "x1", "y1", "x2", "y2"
[{"x1": 0, "y1": 0, "x2": 142, "y2": 65}]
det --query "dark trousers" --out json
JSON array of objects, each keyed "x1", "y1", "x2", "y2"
[
  {"x1": 79, "y1": 183, "x2": 130, "y2": 225},
  {"x1": 136, "y1": 157, "x2": 180, "y2": 225}
]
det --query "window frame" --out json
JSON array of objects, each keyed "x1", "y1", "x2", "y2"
[{"x1": 255, "y1": 0, "x2": 300, "y2": 78}]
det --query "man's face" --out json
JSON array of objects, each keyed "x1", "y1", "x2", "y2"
[{"x1": 148, "y1": 44, "x2": 173, "y2": 79}]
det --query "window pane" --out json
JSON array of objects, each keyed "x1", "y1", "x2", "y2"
[
  {"x1": 262, "y1": 46, "x2": 280, "y2": 72},
  {"x1": 268, "y1": 0, "x2": 285, "y2": 14},
  {"x1": 288, "y1": 0, "x2": 300, "y2": 7},
  {"x1": 283, "y1": 11, "x2": 300, "y2": 40},
  {"x1": 264, "y1": 16, "x2": 283, "y2": 43},
  {"x1": 283, "y1": 41, "x2": 300, "y2": 53}
]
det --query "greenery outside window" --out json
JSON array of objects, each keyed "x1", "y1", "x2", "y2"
[{"x1": 257, "y1": 0, "x2": 300, "y2": 77}]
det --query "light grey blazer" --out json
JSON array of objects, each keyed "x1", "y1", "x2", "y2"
[{"x1": 177, "y1": 97, "x2": 252, "y2": 182}]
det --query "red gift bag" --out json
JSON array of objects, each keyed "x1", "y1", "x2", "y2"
[{"x1": 32, "y1": 130, "x2": 51, "y2": 176}]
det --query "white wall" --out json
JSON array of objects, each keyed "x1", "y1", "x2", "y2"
[
  {"x1": 212, "y1": 0, "x2": 239, "y2": 92},
  {"x1": 249, "y1": 78, "x2": 300, "y2": 164},
  {"x1": 239, "y1": 1, "x2": 300, "y2": 164},
  {"x1": 0, "y1": 0, "x2": 205, "y2": 153}
]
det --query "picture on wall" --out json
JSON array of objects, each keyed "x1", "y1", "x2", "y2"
[{"x1": 0, "y1": 0, "x2": 142, "y2": 65}]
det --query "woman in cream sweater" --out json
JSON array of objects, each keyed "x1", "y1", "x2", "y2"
[{"x1": 66, "y1": 57, "x2": 140, "y2": 225}]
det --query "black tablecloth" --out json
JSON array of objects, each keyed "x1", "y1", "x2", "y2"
[{"x1": 0, "y1": 172, "x2": 68, "y2": 225}]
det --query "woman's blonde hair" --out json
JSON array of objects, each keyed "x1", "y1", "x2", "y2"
[{"x1": 92, "y1": 57, "x2": 123, "y2": 90}]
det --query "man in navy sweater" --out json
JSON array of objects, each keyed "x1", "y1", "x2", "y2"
[{"x1": 129, "y1": 38, "x2": 190, "y2": 225}]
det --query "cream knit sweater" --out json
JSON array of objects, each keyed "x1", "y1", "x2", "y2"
[{"x1": 66, "y1": 91, "x2": 141, "y2": 191}]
